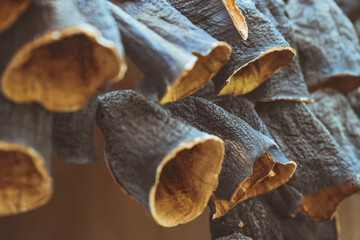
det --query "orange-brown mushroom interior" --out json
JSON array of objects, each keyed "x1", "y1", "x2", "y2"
[
  {"x1": 308, "y1": 75, "x2": 360, "y2": 93},
  {"x1": 221, "y1": 0, "x2": 248, "y2": 39},
  {"x1": 150, "y1": 138, "x2": 224, "y2": 227},
  {"x1": 159, "y1": 43, "x2": 231, "y2": 104},
  {"x1": 0, "y1": 0, "x2": 30, "y2": 33},
  {"x1": 1, "y1": 29, "x2": 122, "y2": 112},
  {"x1": 0, "y1": 143, "x2": 52, "y2": 216},
  {"x1": 212, "y1": 153, "x2": 296, "y2": 219},
  {"x1": 218, "y1": 47, "x2": 295, "y2": 96}
]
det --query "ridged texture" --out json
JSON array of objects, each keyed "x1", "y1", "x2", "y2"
[
  {"x1": 52, "y1": 95, "x2": 98, "y2": 164},
  {"x1": 168, "y1": 0, "x2": 295, "y2": 95},
  {"x1": 96, "y1": 90, "x2": 224, "y2": 227},
  {"x1": 165, "y1": 96, "x2": 295, "y2": 218},
  {"x1": 0, "y1": 0, "x2": 125, "y2": 111},
  {"x1": 256, "y1": 101, "x2": 360, "y2": 221},
  {"x1": 210, "y1": 197, "x2": 283, "y2": 240},
  {"x1": 286, "y1": 0, "x2": 360, "y2": 92},
  {"x1": 111, "y1": 0, "x2": 230, "y2": 103},
  {"x1": 0, "y1": 94, "x2": 52, "y2": 216},
  {"x1": 244, "y1": 0, "x2": 309, "y2": 102}
]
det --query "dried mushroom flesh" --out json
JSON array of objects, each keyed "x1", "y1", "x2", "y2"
[
  {"x1": 168, "y1": 0, "x2": 295, "y2": 95},
  {"x1": 211, "y1": 95, "x2": 296, "y2": 203},
  {"x1": 96, "y1": 90, "x2": 224, "y2": 227},
  {"x1": 0, "y1": 94, "x2": 52, "y2": 216},
  {"x1": 0, "y1": 0, "x2": 125, "y2": 112}
]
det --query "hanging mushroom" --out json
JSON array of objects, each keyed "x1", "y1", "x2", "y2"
[
  {"x1": 308, "y1": 89, "x2": 360, "y2": 174},
  {"x1": 96, "y1": 90, "x2": 224, "y2": 227},
  {"x1": 286, "y1": 0, "x2": 360, "y2": 93},
  {"x1": 52, "y1": 95, "x2": 99, "y2": 164},
  {"x1": 108, "y1": 2, "x2": 231, "y2": 104},
  {"x1": 168, "y1": 0, "x2": 295, "y2": 96},
  {"x1": 244, "y1": 0, "x2": 310, "y2": 102},
  {"x1": 165, "y1": 96, "x2": 296, "y2": 218},
  {"x1": 0, "y1": 0, "x2": 126, "y2": 112},
  {"x1": 0, "y1": 94, "x2": 52, "y2": 216},
  {"x1": 210, "y1": 95, "x2": 296, "y2": 201},
  {"x1": 256, "y1": 101, "x2": 360, "y2": 221},
  {"x1": 108, "y1": 0, "x2": 231, "y2": 103}
]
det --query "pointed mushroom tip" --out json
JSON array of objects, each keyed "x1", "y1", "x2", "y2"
[{"x1": 240, "y1": 29, "x2": 248, "y2": 40}]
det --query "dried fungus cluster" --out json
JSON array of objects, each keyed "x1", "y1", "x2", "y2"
[{"x1": 0, "y1": 0, "x2": 360, "y2": 239}]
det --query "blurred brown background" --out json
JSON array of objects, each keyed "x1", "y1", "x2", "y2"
[{"x1": 0, "y1": 60, "x2": 359, "y2": 240}]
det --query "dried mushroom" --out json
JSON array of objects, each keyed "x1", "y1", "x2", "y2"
[
  {"x1": 286, "y1": 0, "x2": 360, "y2": 92},
  {"x1": 0, "y1": 0, "x2": 126, "y2": 112},
  {"x1": 256, "y1": 101, "x2": 360, "y2": 221},
  {"x1": 165, "y1": 97, "x2": 295, "y2": 218},
  {"x1": 109, "y1": 0, "x2": 231, "y2": 103},
  {"x1": 168, "y1": 0, "x2": 295, "y2": 96},
  {"x1": 96, "y1": 90, "x2": 224, "y2": 227},
  {"x1": 244, "y1": 0, "x2": 310, "y2": 102},
  {"x1": 0, "y1": 94, "x2": 52, "y2": 216}
]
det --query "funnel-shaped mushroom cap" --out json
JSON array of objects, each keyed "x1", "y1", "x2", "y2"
[
  {"x1": 168, "y1": 0, "x2": 295, "y2": 96},
  {"x1": 0, "y1": 0, "x2": 126, "y2": 112},
  {"x1": 96, "y1": 90, "x2": 224, "y2": 227}
]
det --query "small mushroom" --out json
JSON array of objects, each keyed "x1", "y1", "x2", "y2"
[
  {"x1": 286, "y1": 0, "x2": 360, "y2": 93},
  {"x1": 108, "y1": 1, "x2": 231, "y2": 103},
  {"x1": 96, "y1": 90, "x2": 224, "y2": 227},
  {"x1": 168, "y1": 0, "x2": 295, "y2": 96},
  {"x1": 52, "y1": 95, "x2": 99, "y2": 164},
  {"x1": 165, "y1": 96, "x2": 295, "y2": 218},
  {"x1": 0, "y1": 0, "x2": 126, "y2": 112},
  {"x1": 0, "y1": 94, "x2": 52, "y2": 216}
]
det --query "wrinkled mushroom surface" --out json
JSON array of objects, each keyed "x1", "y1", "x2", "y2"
[
  {"x1": 96, "y1": 90, "x2": 224, "y2": 227},
  {"x1": 0, "y1": 0, "x2": 125, "y2": 112},
  {"x1": 0, "y1": 94, "x2": 52, "y2": 216}
]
